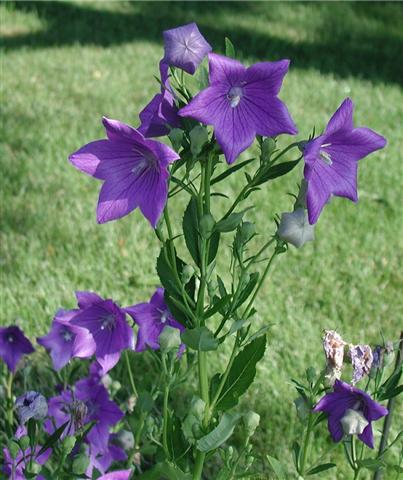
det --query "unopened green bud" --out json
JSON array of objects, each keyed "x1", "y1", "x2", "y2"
[
  {"x1": 245, "y1": 454, "x2": 254, "y2": 469},
  {"x1": 294, "y1": 396, "x2": 309, "y2": 421},
  {"x1": 190, "y1": 125, "x2": 209, "y2": 157},
  {"x1": 207, "y1": 279, "x2": 218, "y2": 298},
  {"x1": 7, "y1": 440, "x2": 20, "y2": 459},
  {"x1": 62, "y1": 435, "x2": 76, "y2": 454},
  {"x1": 72, "y1": 453, "x2": 90, "y2": 475},
  {"x1": 159, "y1": 326, "x2": 181, "y2": 352},
  {"x1": 27, "y1": 462, "x2": 41, "y2": 475},
  {"x1": 19, "y1": 435, "x2": 30, "y2": 451},
  {"x1": 240, "y1": 270, "x2": 250, "y2": 287},
  {"x1": 181, "y1": 265, "x2": 194, "y2": 285},
  {"x1": 169, "y1": 128, "x2": 184, "y2": 152},
  {"x1": 243, "y1": 411, "x2": 260, "y2": 436},
  {"x1": 199, "y1": 213, "x2": 215, "y2": 239},
  {"x1": 111, "y1": 380, "x2": 121, "y2": 392},
  {"x1": 261, "y1": 137, "x2": 276, "y2": 160}
]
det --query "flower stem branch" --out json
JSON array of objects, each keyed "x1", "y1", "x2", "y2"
[{"x1": 125, "y1": 351, "x2": 138, "y2": 398}]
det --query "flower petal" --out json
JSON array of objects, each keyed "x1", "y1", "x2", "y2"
[
  {"x1": 358, "y1": 424, "x2": 374, "y2": 448},
  {"x1": 325, "y1": 98, "x2": 354, "y2": 135},
  {"x1": 245, "y1": 59, "x2": 291, "y2": 96},
  {"x1": 208, "y1": 53, "x2": 245, "y2": 85}
]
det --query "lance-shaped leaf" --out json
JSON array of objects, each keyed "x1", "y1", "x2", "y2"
[
  {"x1": 214, "y1": 335, "x2": 266, "y2": 411},
  {"x1": 254, "y1": 158, "x2": 301, "y2": 186},
  {"x1": 307, "y1": 463, "x2": 336, "y2": 476},
  {"x1": 215, "y1": 208, "x2": 252, "y2": 233},
  {"x1": 183, "y1": 197, "x2": 200, "y2": 265},
  {"x1": 196, "y1": 412, "x2": 242, "y2": 452}
]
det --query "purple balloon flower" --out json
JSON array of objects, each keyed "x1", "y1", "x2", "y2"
[
  {"x1": 139, "y1": 61, "x2": 181, "y2": 138},
  {"x1": 98, "y1": 470, "x2": 132, "y2": 480},
  {"x1": 125, "y1": 287, "x2": 184, "y2": 353},
  {"x1": 2, "y1": 426, "x2": 51, "y2": 479},
  {"x1": 46, "y1": 378, "x2": 123, "y2": 453},
  {"x1": 69, "y1": 117, "x2": 180, "y2": 227},
  {"x1": 37, "y1": 309, "x2": 96, "y2": 371},
  {"x1": 179, "y1": 53, "x2": 297, "y2": 164},
  {"x1": 70, "y1": 291, "x2": 134, "y2": 374},
  {"x1": 163, "y1": 22, "x2": 212, "y2": 75},
  {"x1": 303, "y1": 98, "x2": 387, "y2": 224},
  {"x1": 313, "y1": 380, "x2": 388, "y2": 448},
  {"x1": 0, "y1": 326, "x2": 34, "y2": 372}
]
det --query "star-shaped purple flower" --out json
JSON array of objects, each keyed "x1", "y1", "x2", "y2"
[
  {"x1": 163, "y1": 22, "x2": 212, "y2": 75},
  {"x1": 0, "y1": 326, "x2": 34, "y2": 372},
  {"x1": 37, "y1": 309, "x2": 96, "y2": 371},
  {"x1": 70, "y1": 291, "x2": 134, "y2": 374},
  {"x1": 179, "y1": 53, "x2": 297, "y2": 164},
  {"x1": 303, "y1": 98, "x2": 387, "y2": 224},
  {"x1": 46, "y1": 378, "x2": 123, "y2": 453},
  {"x1": 125, "y1": 287, "x2": 184, "y2": 353},
  {"x1": 98, "y1": 471, "x2": 132, "y2": 480},
  {"x1": 69, "y1": 117, "x2": 180, "y2": 227},
  {"x1": 313, "y1": 380, "x2": 388, "y2": 448},
  {"x1": 139, "y1": 61, "x2": 181, "y2": 138}
]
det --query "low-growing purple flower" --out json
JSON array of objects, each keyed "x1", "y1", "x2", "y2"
[
  {"x1": 46, "y1": 378, "x2": 123, "y2": 453},
  {"x1": 98, "y1": 470, "x2": 132, "y2": 480},
  {"x1": 179, "y1": 53, "x2": 297, "y2": 164},
  {"x1": 349, "y1": 344, "x2": 373, "y2": 385},
  {"x1": 163, "y1": 22, "x2": 212, "y2": 74},
  {"x1": 2, "y1": 427, "x2": 51, "y2": 479},
  {"x1": 302, "y1": 98, "x2": 387, "y2": 224},
  {"x1": 37, "y1": 309, "x2": 96, "y2": 371},
  {"x1": 15, "y1": 391, "x2": 48, "y2": 424},
  {"x1": 69, "y1": 117, "x2": 180, "y2": 227},
  {"x1": 125, "y1": 287, "x2": 184, "y2": 353},
  {"x1": 70, "y1": 291, "x2": 134, "y2": 374},
  {"x1": 313, "y1": 379, "x2": 388, "y2": 448},
  {"x1": 139, "y1": 61, "x2": 180, "y2": 138},
  {"x1": 86, "y1": 435, "x2": 127, "y2": 477},
  {"x1": 0, "y1": 326, "x2": 34, "y2": 372}
]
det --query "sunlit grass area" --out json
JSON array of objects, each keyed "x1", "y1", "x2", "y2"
[{"x1": 1, "y1": 2, "x2": 402, "y2": 477}]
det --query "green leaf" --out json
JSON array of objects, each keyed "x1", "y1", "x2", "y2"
[
  {"x1": 211, "y1": 158, "x2": 255, "y2": 185},
  {"x1": 181, "y1": 327, "x2": 219, "y2": 351},
  {"x1": 203, "y1": 294, "x2": 232, "y2": 320},
  {"x1": 215, "y1": 208, "x2": 252, "y2": 233},
  {"x1": 196, "y1": 412, "x2": 242, "y2": 452},
  {"x1": 140, "y1": 462, "x2": 191, "y2": 480},
  {"x1": 36, "y1": 421, "x2": 69, "y2": 457},
  {"x1": 291, "y1": 441, "x2": 300, "y2": 472},
  {"x1": 215, "y1": 335, "x2": 267, "y2": 410},
  {"x1": 183, "y1": 197, "x2": 200, "y2": 266},
  {"x1": 225, "y1": 37, "x2": 236, "y2": 58},
  {"x1": 197, "y1": 64, "x2": 209, "y2": 90},
  {"x1": 233, "y1": 272, "x2": 259, "y2": 310},
  {"x1": 208, "y1": 231, "x2": 221, "y2": 264},
  {"x1": 307, "y1": 463, "x2": 336, "y2": 475},
  {"x1": 266, "y1": 455, "x2": 287, "y2": 479},
  {"x1": 254, "y1": 159, "x2": 301, "y2": 186},
  {"x1": 356, "y1": 458, "x2": 386, "y2": 471}
]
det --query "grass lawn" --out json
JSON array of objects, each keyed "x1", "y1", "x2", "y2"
[{"x1": 1, "y1": 1, "x2": 402, "y2": 478}]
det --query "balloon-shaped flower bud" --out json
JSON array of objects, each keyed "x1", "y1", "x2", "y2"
[
  {"x1": 261, "y1": 137, "x2": 276, "y2": 161},
  {"x1": 159, "y1": 325, "x2": 182, "y2": 352},
  {"x1": 181, "y1": 265, "x2": 195, "y2": 285},
  {"x1": 15, "y1": 391, "x2": 48, "y2": 424},
  {"x1": 190, "y1": 125, "x2": 209, "y2": 157},
  {"x1": 278, "y1": 208, "x2": 314, "y2": 248},
  {"x1": 114, "y1": 429, "x2": 135, "y2": 451},
  {"x1": 340, "y1": 408, "x2": 369, "y2": 436},
  {"x1": 243, "y1": 411, "x2": 260, "y2": 437}
]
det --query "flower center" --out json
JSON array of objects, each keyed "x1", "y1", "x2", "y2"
[
  {"x1": 101, "y1": 314, "x2": 115, "y2": 331},
  {"x1": 319, "y1": 143, "x2": 333, "y2": 165},
  {"x1": 227, "y1": 86, "x2": 243, "y2": 108},
  {"x1": 160, "y1": 310, "x2": 169, "y2": 324},
  {"x1": 7, "y1": 335, "x2": 14, "y2": 343},
  {"x1": 62, "y1": 330, "x2": 73, "y2": 342},
  {"x1": 131, "y1": 151, "x2": 157, "y2": 175}
]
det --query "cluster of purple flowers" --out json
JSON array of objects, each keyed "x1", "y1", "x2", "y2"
[{"x1": 69, "y1": 22, "x2": 385, "y2": 231}]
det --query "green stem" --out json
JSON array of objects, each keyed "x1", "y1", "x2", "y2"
[
  {"x1": 300, "y1": 414, "x2": 314, "y2": 474},
  {"x1": 125, "y1": 351, "x2": 138, "y2": 398},
  {"x1": 162, "y1": 384, "x2": 170, "y2": 459},
  {"x1": 5, "y1": 371, "x2": 14, "y2": 436},
  {"x1": 270, "y1": 141, "x2": 299, "y2": 164},
  {"x1": 193, "y1": 451, "x2": 206, "y2": 480},
  {"x1": 209, "y1": 335, "x2": 239, "y2": 416},
  {"x1": 242, "y1": 249, "x2": 278, "y2": 320}
]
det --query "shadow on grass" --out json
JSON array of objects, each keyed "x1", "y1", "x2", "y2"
[{"x1": 2, "y1": 1, "x2": 403, "y2": 85}]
